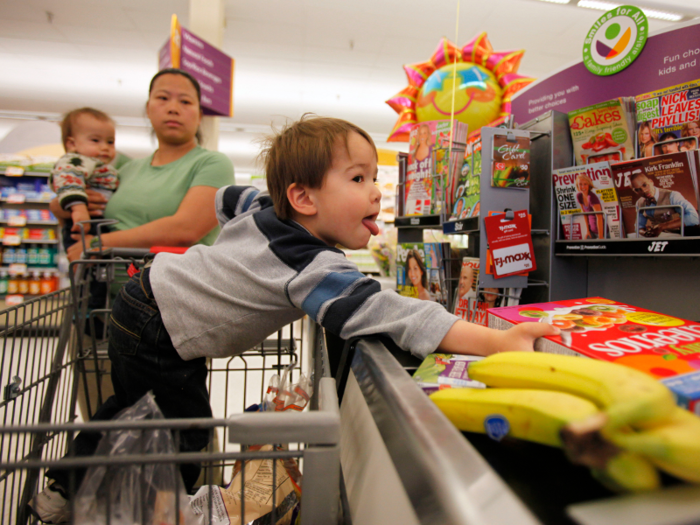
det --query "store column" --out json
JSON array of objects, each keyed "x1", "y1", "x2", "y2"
[{"x1": 189, "y1": 0, "x2": 225, "y2": 151}]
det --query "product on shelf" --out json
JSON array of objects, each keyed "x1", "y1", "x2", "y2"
[
  {"x1": 0, "y1": 270, "x2": 8, "y2": 295},
  {"x1": 412, "y1": 353, "x2": 484, "y2": 395},
  {"x1": 553, "y1": 161, "x2": 624, "y2": 240},
  {"x1": 404, "y1": 120, "x2": 468, "y2": 217},
  {"x1": 491, "y1": 133, "x2": 531, "y2": 188},
  {"x1": 635, "y1": 78, "x2": 700, "y2": 158},
  {"x1": 611, "y1": 151, "x2": 700, "y2": 238},
  {"x1": 396, "y1": 241, "x2": 451, "y2": 308},
  {"x1": 488, "y1": 297, "x2": 700, "y2": 413},
  {"x1": 568, "y1": 97, "x2": 637, "y2": 166},
  {"x1": 448, "y1": 135, "x2": 481, "y2": 221}
]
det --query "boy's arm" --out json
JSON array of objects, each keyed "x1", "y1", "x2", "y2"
[{"x1": 50, "y1": 153, "x2": 98, "y2": 211}]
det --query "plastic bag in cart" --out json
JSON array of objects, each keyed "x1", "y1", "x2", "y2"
[
  {"x1": 263, "y1": 364, "x2": 312, "y2": 413},
  {"x1": 190, "y1": 444, "x2": 300, "y2": 525},
  {"x1": 73, "y1": 392, "x2": 195, "y2": 525}
]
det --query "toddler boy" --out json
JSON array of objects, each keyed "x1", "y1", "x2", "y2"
[
  {"x1": 51, "y1": 107, "x2": 119, "y2": 247},
  {"x1": 31, "y1": 115, "x2": 556, "y2": 523}
]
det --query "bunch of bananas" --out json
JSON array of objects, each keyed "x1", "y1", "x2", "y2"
[{"x1": 430, "y1": 351, "x2": 700, "y2": 492}]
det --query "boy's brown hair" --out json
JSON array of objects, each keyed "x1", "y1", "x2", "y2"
[
  {"x1": 60, "y1": 107, "x2": 114, "y2": 150},
  {"x1": 261, "y1": 114, "x2": 377, "y2": 220}
]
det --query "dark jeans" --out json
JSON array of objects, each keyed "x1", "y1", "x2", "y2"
[{"x1": 47, "y1": 265, "x2": 212, "y2": 493}]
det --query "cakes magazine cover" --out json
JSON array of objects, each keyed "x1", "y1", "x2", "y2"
[
  {"x1": 611, "y1": 151, "x2": 700, "y2": 238},
  {"x1": 553, "y1": 161, "x2": 623, "y2": 240},
  {"x1": 636, "y1": 79, "x2": 700, "y2": 158},
  {"x1": 488, "y1": 297, "x2": 700, "y2": 413}
]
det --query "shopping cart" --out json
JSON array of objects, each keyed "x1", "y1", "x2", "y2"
[{"x1": 0, "y1": 245, "x2": 341, "y2": 525}]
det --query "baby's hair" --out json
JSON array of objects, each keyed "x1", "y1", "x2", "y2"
[
  {"x1": 260, "y1": 114, "x2": 376, "y2": 220},
  {"x1": 60, "y1": 108, "x2": 114, "y2": 150}
]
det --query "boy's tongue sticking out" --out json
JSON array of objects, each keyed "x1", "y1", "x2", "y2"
[{"x1": 363, "y1": 217, "x2": 379, "y2": 236}]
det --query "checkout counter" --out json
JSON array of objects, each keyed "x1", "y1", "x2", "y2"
[{"x1": 337, "y1": 337, "x2": 700, "y2": 525}]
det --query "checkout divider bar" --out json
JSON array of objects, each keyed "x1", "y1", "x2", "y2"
[{"x1": 348, "y1": 338, "x2": 541, "y2": 525}]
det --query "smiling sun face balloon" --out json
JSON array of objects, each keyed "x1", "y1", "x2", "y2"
[{"x1": 386, "y1": 34, "x2": 535, "y2": 142}]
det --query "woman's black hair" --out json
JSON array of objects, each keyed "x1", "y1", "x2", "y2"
[
  {"x1": 148, "y1": 68, "x2": 204, "y2": 144},
  {"x1": 406, "y1": 249, "x2": 427, "y2": 289}
]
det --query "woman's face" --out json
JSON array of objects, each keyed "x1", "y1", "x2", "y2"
[
  {"x1": 577, "y1": 179, "x2": 590, "y2": 193},
  {"x1": 483, "y1": 288, "x2": 499, "y2": 303},
  {"x1": 687, "y1": 122, "x2": 700, "y2": 137},
  {"x1": 407, "y1": 257, "x2": 423, "y2": 288},
  {"x1": 640, "y1": 127, "x2": 651, "y2": 144},
  {"x1": 147, "y1": 74, "x2": 202, "y2": 146},
  {"x1": 418, "y1": 126, "x2": 430, "y2": 145}
]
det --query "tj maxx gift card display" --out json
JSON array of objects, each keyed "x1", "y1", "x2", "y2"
[{"x1": 483, "y1": 210, "x2": 535, "y2": 278}]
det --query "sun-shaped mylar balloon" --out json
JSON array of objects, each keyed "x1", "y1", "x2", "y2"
[{"x1": 386, "y1": 33, "x2": 535, "y2": 142}]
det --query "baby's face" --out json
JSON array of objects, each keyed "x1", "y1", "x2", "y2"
[{"x1": 67, "y1": 114, "x2": 116, "y2": 164}]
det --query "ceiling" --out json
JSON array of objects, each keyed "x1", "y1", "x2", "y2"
[{"x1": 0, "y1": 0, "x2": 697, "y2": 175}]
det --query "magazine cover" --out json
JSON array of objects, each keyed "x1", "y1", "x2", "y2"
[
  {"x1": 449, "y1": 136, "x2": 481, "y2": 221},
  {"x1": 491, "y1": 134, "x2": 531, "y2": 188},
  {"x1": 611, "y1": 151, "x2": 700, "y2": 238},
  {"x1": 412, "y1": 353, "x2": 484, "y2": 395},
  {"x1": 488, "y1": 297, "x2": 700, "y2": 413},
  {"x1": 636, "y1": 79, "x2": 700, "y2": 158},
  {"x1": 568, "y1": 98, "x2": 636, "y2": 166},
  {"x1": 451, "y1": 257, "x2": 511, "y2": 326},
  {"x1": 396, "y1": 242, "x2": 451, "y2": 308},
  {"x1": 552, "y1": 161, "x2": 623, "y2": 240},
  {"x1": 405, "y1": 120, "x2": 468, "y2": 216}
]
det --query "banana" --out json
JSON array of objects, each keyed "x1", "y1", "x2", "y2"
[
  {"x1": 607, "y1": 407, "x2": 700, "y2": 483},
  {"x1": 468, "y1": 352, "x2": 676, "y2": 431},
  {"x1": 590, "y1": 451, "x2": 661, "y2": 492},
  {"x1": 430, "y1": 387, "x2": 599, "y2": 447}
]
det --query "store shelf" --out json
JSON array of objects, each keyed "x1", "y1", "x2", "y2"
[
  {"x1": 555, "y1": 237, "x2": 700, "y2": 257},
  {"x1": 0, "y1": 220, "x2": 58, "y2": 226},
  {"x1": 393, "y1": 214, "x2": 442, "y2": 228},
  {"x1": 0, "y1": 169, "x2": 50, "y2": 178},
  {"x1": 442, "y1": 217, "x2": 479, "y2": 234}
]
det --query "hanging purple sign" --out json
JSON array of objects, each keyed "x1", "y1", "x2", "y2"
[
  {"x1": 511, "y1": 21, "x2": 700, "y2": 125},
  {"x1": 159, "y1": 15, "x2": 235, "y2": 117}
]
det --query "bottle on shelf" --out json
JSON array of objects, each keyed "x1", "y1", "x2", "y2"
[
  {"x1": 0, "y1": 270, "x2": 8, "y2": 295},
  {"x1": 17, "y1": 273, "x2": 29, "y2": 295},
  {"x1": 7, "y1": 273, "x2": 19, "y2": 295},
  {"x1": 15, "y1": 247, "x2": 27, "y2": 265},
  {"x1": 4, "y1": 247, "x2": 16, "y2": 265},
  {"x1": 29, "y1": 271, "x2": 41, "y2": 295},
  {"x1": 40, "y1": 271, "x2": 56, "y2": 294},
  {"x1": 38, "y1": 244, "x2": 51, "y2": 267},
  {"x1": 27, "y1": 245, "x2": 40, "y2": 266}
]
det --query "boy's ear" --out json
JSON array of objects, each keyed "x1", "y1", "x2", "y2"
[
  {"x1": 287, "y1": 183, "x2": 317, "y2": 217},
  {"x1": 65, "y1": 136, "x2": 76, "y2": 153}
]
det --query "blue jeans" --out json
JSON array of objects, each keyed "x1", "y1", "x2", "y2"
[{"x1": 47, "y1": 265, "x2": 212, "y2": 493}]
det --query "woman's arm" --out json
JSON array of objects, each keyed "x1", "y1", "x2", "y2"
[
  {"x1": 66, "y1": 185, "x2": 219, "y2": 260},
  {"x1": 593, "y1": 203, "x2": 604, "y2": 238}
]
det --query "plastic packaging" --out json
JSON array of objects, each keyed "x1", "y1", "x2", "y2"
[{"x1": 73, "y1": 392, "x2": 194, "y2": 525}]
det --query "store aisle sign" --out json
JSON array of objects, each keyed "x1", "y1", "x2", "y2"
[
  {"x1": 583, "y1": 5, "x2": 648, "y2": 76},
  {"x1": 159, "y1": 15, "x2": 234, "y2": 117}
]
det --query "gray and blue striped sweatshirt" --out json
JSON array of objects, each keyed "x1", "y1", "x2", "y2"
[{"x1": 150, "y1": 186, "x2": 458, "y2": 361}]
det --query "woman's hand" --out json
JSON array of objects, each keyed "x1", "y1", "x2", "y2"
[
  {"x1": 66, "y1": 234, "x2": 93, "y2": 262},
  {"x1": 84, "y1": 189, "x2": 108, "y2": 216}
]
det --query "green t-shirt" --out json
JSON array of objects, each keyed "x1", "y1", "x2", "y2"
[{"x1": 105, "y1": 146, "x2": 235, "y2": 246}]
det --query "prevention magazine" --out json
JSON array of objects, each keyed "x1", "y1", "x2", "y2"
[
  {"x1": 610, "y1": 151, "x2": 700, "y2": 238},
  {"x1": 488, "y1": 297, "x2": 700, "y2": 413},
  {"x1": 405, "y1": 120, "x2": 468, "y2": 216},
  {"x1": 396, "y1": 242, "x2": 452, "y2": 308},
  {"x1": 635, "y1": 79, "x2": 700, "y2": 158},
  {"x1": 553, "y1": 161, "x2": 623, "y2": 240},
  {"x1": 568, "y1": 98, "x2": 636, "y2": 166}
]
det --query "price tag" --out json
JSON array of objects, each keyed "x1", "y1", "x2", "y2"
[
  {"x1": 8, "y1": 215, "x2": 27, "y2": 227},
  {"x1": 5, "y1": 295, "x2": 24, "y2": 306},
  {"x1": 2, "y1": 235, "x2": 21, "y2": 246},
  {"x1": 483, "y1": 210, "x2": 536, "y2": 278},
  {"x1": 7, "y1": 194, "x2": 26, "y2": 204},
  {"x1": 5, "y1": 166, "x2": 25, "y2": 177},
  {"x1": 8, "y1": 263, "x2": 27, "y2": 276}
]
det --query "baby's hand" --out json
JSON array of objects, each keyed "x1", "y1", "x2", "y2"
[
  {"x1": 491, "y1": 322, "x2": 560, "y2": 355},
  {"x1": 70, "y1": 205, "x2": 91, "y2": 233}
]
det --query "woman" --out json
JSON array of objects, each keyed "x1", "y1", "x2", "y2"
[
  {"x1": 479, "y1": 287, "x2": 503, "y2": 310},
  {"x1": 681, "y1": 120, "x2": 700, "y2": 151},
  {"x1": 52, "y1": 68, "x2": 235, "y2": 261},
  {"x1": 406, "y1": 249, "x2": 432, "y2": 301},
  {"x1": 575, "y1": 173, "x2": 604, "y2": 240},
  {"x1": 638, "y1": 121, "x2": 656, "y2": 158},
  {"x1": 413, "y1": 123, "x2": 432, "y2": 162}
]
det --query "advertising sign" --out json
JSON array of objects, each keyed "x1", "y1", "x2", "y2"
[{"x1": 159, "y1": 15, "x2": 235, "y2": 117}]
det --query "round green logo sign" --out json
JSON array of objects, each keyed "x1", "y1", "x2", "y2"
[{"x1": 583, "y1": 5, "x2": 648, "y2": 76}]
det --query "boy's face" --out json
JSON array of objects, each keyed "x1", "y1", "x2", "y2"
[
  {"x1": 66, "y1": 114, "x2": 116, "y2": 164},
  {"x1": 306, "y1": 131, "x2": 381, "y2": 250}
]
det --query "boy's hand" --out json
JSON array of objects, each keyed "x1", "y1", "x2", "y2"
[{"x1": 490, "y1": 322, "x2": 560, "y2": 355}]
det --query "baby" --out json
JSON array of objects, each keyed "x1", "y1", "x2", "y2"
[{"x1": 51, "y1": 108, "x2": 119, "y2": 245}]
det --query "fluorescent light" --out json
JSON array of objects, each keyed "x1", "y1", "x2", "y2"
[
  {"x1": 576, "y1": 0, "x2": 683, "y2": 21},
  {"x1": 537, "y1": 0, "x2": 570, "y2": 4}
]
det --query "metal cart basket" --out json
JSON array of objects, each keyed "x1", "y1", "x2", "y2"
[{"x1": 0, "y1": 248, "x2": 340, "y2": 525}]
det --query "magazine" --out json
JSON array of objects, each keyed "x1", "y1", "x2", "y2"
[
  {"x1": 568, "y1": 98, "x2": 636, "y2": 166},
  {"x1": 611, "y1": 151, "x2": 700, "y2": 238},
  {"x1": 405, "y1": 120, "x2": 468, "y2": 216},
  {"x1": 412, "y1": 353, "x2": 485, "y2": 395},
  {"x1": 552, "y1": 161, "x2": 623, "y2": 240},
  {"x1": 488, "y1": 297, "x2": 700, "y2": 413},
  {"x1": 491, "y1": 133, "x2": 531, "y2": 188},
  {"x1": 636, "y1": 79, "x2": 700, "y2": 158},
  {"x1": 448, "y1": 135, "x2": 481, "y2": 221},
  {"x1": 396, "y1": 242, "x2": 452, "y2": 308}
]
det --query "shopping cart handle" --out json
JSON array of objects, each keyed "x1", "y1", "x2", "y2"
[{"x1": 150, "y1": 246, "x2": 189, "y2": 255}]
